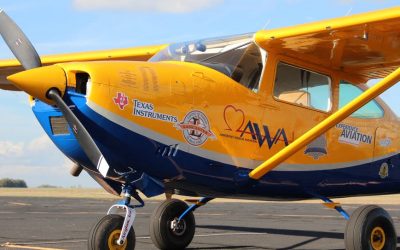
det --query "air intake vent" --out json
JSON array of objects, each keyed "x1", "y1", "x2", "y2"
[
  {"x1": 76, "y1": 72, "x2": 90, "y2": 95},
  {"x1": 50, "y1": 116, "x2": 70, "y2": 135}
]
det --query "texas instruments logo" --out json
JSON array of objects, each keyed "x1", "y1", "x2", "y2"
[{"x1": 113, "y1": 92, "x2": 129, "y2": 110}]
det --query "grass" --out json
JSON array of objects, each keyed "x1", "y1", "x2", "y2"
[
  {"x1": 0, "y1": 188, "x2": 118, "y2": 199},
  {"x1": 1, "y1": 188, "x2": 400, "y2": 204}
]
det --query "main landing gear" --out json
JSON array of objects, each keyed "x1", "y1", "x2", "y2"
[
  {"x1": 345, "y1": 205, "x2": 396, "y2": 250},
  {"x1": 318, "y1": 196, "x2": 397, "y2": 250},
  {"x1": 150, "y1": 197, "x2": 213, "y2": 250}
]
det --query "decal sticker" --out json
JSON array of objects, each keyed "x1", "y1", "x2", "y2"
[
  {"x1": 119, "y1": 70, "x2": 137, "y2": 86},
  {"x1": 175, "y1": 110, "x2": 215, "y2": 146},
  {"x1": 336, "y1": 123, "x2": 372, "y2": 146},
  {"x1": 220, "y1": 105, "x2": 289, "y2": 149},
  {"x1": 139, "y1": 67, "x2": 159, "y2": 92},
  {"x1": 379, "y1": 162, "x2": 389, "y2": 179},
  {"x1": 72, "y1": 124, "x2": 78, "y2": 134},
  {"x1": 133, "y1": 99, "x2": 178, "y2": 123},
  {"x1": 113, "y1": 92, "x2": 129, "y2": 110},
  {"x1": 224, "y1": 105, "x2": 245, "y2": 132},
  {"x1": 157, "y1": 144, "x2": 179, "y2": 157},
  {"x1": 304, "y1": 135, "x2": 327, "y2": 160},
  {"x1": 379, "y1": 138, "x2": 392, "y2": 147},
  {"x1": 114, "y1": 167, "x2": 135, "y2": 177}
]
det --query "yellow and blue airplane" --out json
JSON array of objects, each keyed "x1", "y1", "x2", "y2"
[{"x1": 1, "y1": 6, "x2": 400, "y2": 250}]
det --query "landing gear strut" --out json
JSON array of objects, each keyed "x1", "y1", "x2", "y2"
[{"x1": 88, "y1": 185, "x2": 144, "y2": 250}]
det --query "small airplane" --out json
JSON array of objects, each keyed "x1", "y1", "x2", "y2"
[{"x1": 1, "y1": 6, "x2": 400, "y2": 250}]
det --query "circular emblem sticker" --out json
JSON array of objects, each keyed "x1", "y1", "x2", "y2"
[{"x1": 175, "y1": 110, "x2": 215, "y2": 146}]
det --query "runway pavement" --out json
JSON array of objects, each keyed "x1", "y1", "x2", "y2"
[{"x1": 1, "y1": 196, "x2": 400, "y2": 249}]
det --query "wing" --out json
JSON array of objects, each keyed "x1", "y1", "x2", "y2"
[
  {"x1": 255, "y1": 7, "x2": 400, "y2": 80},
  {"x1": 0, "y1": 44, "x2": 167, "y2": 91}
]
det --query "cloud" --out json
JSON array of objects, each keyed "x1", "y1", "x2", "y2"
[
  {"x1": 27, "y1": 135, "x2": 53, "y2": 152},
  {"x1": 72, "y1": 0, "x2": 223, "y2": 13},
  {"x1": 0, "y1": 135, "x2": 59, "y2": 161},
  {"x1": 0, "y1": 141, "x2": 24, "y2": 157}
]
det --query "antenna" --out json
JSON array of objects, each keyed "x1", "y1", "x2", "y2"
[
  {"x1": 262, "y1": 19, "x2": 271, "y2": 30},
  {"x1": 346, "y1": 7, "x2": 353, "y2": 16}
]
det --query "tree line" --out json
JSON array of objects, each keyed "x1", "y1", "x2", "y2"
[{"x1": 0, "y1": 178, "x2": 27, "y2": 188}]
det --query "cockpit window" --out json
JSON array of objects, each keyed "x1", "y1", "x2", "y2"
[{"x1": 150, "y1": 33, "x2": 266, "y2": 92}]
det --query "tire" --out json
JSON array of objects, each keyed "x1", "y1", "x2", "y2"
[
  {"x1": 88, "y1": 214, "x2": 135, "y2": 250},
  {"x1": 150, "y1": 199, "x2": 195, "y2": 250},
  {"x1": 345, "y1": 205, "x2": 396, "y2": 250}
]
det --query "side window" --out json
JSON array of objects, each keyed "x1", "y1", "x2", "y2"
[
  {"x1": 339, "y1": 80, "x2": 383, "y2": 118},
  {"x1": 230, "y1": 43, "x2": 264, "y2": 92},
  {"x1": 274, "y1": 62, "x2": 332, "y2": 112}
]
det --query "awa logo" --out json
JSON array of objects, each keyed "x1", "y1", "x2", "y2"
[
  {"x1": 240, "y1": 121, "x2": 289, "y2": 149},
  {"x1": 175, "y1": 110, "x2": 215, "y2": 147},
  {"x1": 113, "y1": 92, "x2": 129, "y2": 110},
  {"x1": 221, "y1": 105, "x2": 289, "y2": 149}
]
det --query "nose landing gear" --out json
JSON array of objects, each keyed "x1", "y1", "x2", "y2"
[
  {"x1": 88, "y1": 214, "x2": 135, "y2": 250},
  {"x1": 88, "y1": 186, "x2": 144, "y2": 250}
]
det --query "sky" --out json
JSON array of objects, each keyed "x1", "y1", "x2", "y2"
[{"x1": 0, "y1": 0, "x2": 399, "y2": 187}]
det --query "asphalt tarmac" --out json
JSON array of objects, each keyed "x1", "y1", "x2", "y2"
[{"x1": 1, "y1": 196, "x2": 400, "y2": 250}]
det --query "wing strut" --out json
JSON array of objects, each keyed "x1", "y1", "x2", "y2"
[{"x1": 249, "y1": 67, "x2": 400, "y2": 180}]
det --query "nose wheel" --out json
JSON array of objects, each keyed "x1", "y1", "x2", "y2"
[
  {"x1": 88, "y1": 214, "x2": 135, "y2": 250},
  {"x1": 150, "y1": 199, "x2": 196, "y2": 250},
  {"x1": 88, "y1": 187, "x2": 144, "y2": 250}
]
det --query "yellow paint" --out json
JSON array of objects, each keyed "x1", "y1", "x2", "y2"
[
  {"x1": 0, "y1": 44, "x2": 167, "y2": 91},
  {"x1": 249, "y1": 67, "x2": 400, "y2": 180},
  {"x1": 7, "y1": 202, "x2": 31, "y2": 206},
  {"x1": 371, "y1": 227, "x2": 385, "y2": 250},
  {"x1": 2, "y1": 7, "x2": 400, "y2": 183},
  {"x1": 7, "y1": 65, "x2": 66, "y2": 105},
  {"x1": 107, "y1": 229, "x2": 126, "y2": 250},
  {"x1": 322, "y1": 202, "x2": 340, "y2": 209},
  {"x1": 0, "y1": 44, "x2": 167, "y2": 68},
  {"x1": 1, "y1": 243, "x2": 65, "y2": 250},
  {"x1": 255, "y1": 7, "x2": 400, "y2": 79}
]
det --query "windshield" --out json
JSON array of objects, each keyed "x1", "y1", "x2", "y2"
[{"x1": 150, "y1": 33, "x2": 265, "y2": 91}]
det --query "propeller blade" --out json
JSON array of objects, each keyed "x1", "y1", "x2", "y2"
[
  {"x1": 1, "y1": 10, "x2": 111, "y2": 178},
  {"x1": 47, "y1": 89, "x2": 110, "y2": 177},
  {"x1": 0, "y1": 9, "x2": 41, "y2": 70}
]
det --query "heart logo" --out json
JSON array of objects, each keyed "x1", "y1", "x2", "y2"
[{"x1": 223, "y1": 105, "x2": 245, "y2": 132}]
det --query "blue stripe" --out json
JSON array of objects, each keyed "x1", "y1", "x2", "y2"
[{"x1": 32, "y1": 93, "x2": 400, "y2": 199}]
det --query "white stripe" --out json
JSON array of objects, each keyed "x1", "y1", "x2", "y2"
[
  {"x1": 97, "y1": 155, "x2": 109, "y2": 177},
  {"x1": 275, "y1": 151, "x2": 400, "y2": 171},
  {"x1": 87, "y1": 101, "x2": 399, "y2": 172}
]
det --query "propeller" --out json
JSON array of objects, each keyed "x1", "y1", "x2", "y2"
[
  {"x1": 0, "y1": 10, "x2": 110, "y2": 177},
  {"x1": 47, "y1": 89, "x2": 110, "y2": 177},
  {"x1": 0, "y1": 9, "x2": 41, "y2": 70}
]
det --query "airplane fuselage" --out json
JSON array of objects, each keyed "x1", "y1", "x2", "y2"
[{"x1": 31, "y1": 56, "x2": 400, "y2": 200}]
